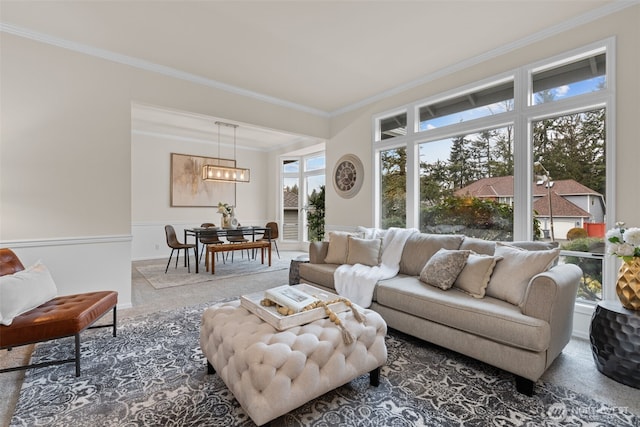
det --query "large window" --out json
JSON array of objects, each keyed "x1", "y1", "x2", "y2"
[{"x1": 374, "y1": 41, "x2": 612, "y2": 305}]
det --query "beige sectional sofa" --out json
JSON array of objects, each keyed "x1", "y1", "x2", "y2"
[{"x1": 298, "y1": 231, "x2": 582, "y2": 395}]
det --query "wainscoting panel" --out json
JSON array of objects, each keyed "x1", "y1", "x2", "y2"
[{"x1": 1, "y1": 235, "x2": 133, "y2": 309}]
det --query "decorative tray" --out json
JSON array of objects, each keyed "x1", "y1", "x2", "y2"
[{"x1": 240, "y1": 283, "x2": 349, "y2": 330}]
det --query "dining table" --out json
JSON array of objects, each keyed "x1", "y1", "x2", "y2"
[{"x1": 184, "y1": 226, "x2": 271, "y2": 273}]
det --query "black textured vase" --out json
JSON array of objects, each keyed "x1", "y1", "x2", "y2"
[{"x1": 590, "y1": 300, "x2": 640, "y2": 389}]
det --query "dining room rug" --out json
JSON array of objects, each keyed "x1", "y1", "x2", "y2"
[
  {"x1": 10, "y1": 302, "x2": 639, "y2": 427},
  {"x1": 136, "y1": 251, "x2": 303, "y2": 289}
]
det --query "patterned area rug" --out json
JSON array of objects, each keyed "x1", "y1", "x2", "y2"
[
  {"x1": 136, "y1": 252, "x2": 298, "y2": 289},
  {"x1": 11, "y1": 303, "x2": 639, "y2": 427}
]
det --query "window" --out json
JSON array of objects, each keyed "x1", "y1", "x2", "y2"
[
  {"x1": 281, "y1": 153, "x2": 325, "y2": 242},
  {"x1": 418, "y1": 80, "x2": 513, "y2": 130},
  {"x1": 374, "y1": 40, "x2": 612, "y2": 306},
  {"x1": 531, "y1": 51, "x2": 606, "y2": 105},
  {"x1": 419, "y1": 126, "x2": 514, "y2": 239}
]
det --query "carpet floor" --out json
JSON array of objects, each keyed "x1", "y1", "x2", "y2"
[
  {"x1": 136, "y1": 251, "x2": 297, "y2": 289},
  {"x1": 10, "y1": 302, "x2": 640, "y2": 427}
]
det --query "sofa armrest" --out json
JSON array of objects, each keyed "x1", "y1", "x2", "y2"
[
  {"x1": 308, "y1": 242, "x2": 329, "y2": 264},
  {"x1": 521, "y1": 263, "x2": 582, "y2": 363}
]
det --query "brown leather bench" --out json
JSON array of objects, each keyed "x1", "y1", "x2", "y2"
[
  {"x1": 205, "y1": 240, "x2": 271, "y2": 274},
  {"x1": 0, "y1": 248, "x2": 118, "y2": 376}
]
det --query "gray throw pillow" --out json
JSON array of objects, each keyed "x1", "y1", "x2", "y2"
[
  {"x1": 486, "y1": 242, "x2": 560, "y2": 306},
  {"x1": 346, "y1": 236, "x2": 383, "y2": 267},
  {"x1": 419, "y1": 249, "x2": 471, "y2": 290},
  {"x1": 453, "y1": 253, "x2": 503, "y2": 298}
]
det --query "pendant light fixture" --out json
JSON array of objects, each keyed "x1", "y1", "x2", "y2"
[{"x1": 202, "y1": 121, "x2": 250, "y2": 183}]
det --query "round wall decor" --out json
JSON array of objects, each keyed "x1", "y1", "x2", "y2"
[{"x1": 333, "y1": 154, "x2": 364, "y2": 199}]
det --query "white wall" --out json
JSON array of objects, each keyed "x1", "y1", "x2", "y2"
[{"x1": 0, "y1": 33, "x2": 328, "y2": 307}]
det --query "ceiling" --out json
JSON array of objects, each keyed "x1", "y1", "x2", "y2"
[{"x1": 1, "y1": 0, "x2": 627, "y2": 149}]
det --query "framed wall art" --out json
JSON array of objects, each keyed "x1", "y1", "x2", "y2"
[{"x1": 170, "y1": 153, "x2": 236, "y2": 207}]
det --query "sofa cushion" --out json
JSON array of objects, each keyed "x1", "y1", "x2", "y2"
[
  {"x1": 459, "y1": 237, "x2": 496, "y2": 255},
  {"x1": 419, "y1": 249, "x2": 470, "y2": 290},
  {"x1": 375, "y1": 277, "x2": 550, "y2": 352},
  {"x1": 324, "y1": 231, "x2": 353, "y2": 264},
  {"x1": 399, "y1": 234, "x2": 465, "y2": 276},
  {"x1": 486, "y1": 243, "x2": 560, "y2": 307},
  {"x1": 453, "y1": 253, "x2": 502, "y2": 298},
  {"x1": 299, "y1": 263, "x2": 338, "y2": 291},
  {"x1": 346, "y1": 236, "x2": 382, "y2": 267}
]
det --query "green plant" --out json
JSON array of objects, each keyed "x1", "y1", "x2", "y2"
[
  {"x1": 306, "y1": 185, "x2": 325, "y2": 242},
  {"x1": 566, "y1": 227, "x2": 588, "y2": 240}
]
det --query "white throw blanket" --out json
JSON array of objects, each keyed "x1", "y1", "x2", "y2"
[{"x1": 335, "y1": 227, "x2": 418, "y2": 308}]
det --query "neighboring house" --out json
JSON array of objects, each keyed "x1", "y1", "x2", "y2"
[{"x1": 454, "y1": 176, "x2": 605, "y2": 240}]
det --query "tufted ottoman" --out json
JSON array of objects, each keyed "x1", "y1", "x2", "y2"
[{"x1": 199, "y1": 299, "x2": 387, "y2": 426}]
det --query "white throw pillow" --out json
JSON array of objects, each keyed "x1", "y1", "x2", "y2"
[
  {"x1": 419, "y1": 249, "x2": 471, "y2": 290},
  {"x1": 346, "y1": 236, "x2": 382, "y2": 267},
  {"x1": 0, "y1": 261, "x2": 58, "y2": 326},
  {"x1": 324, "y1": 231, "x2": 353, "y2": 264},
  {"x1": 486, "y1": 242, "x2": 560, "y2": 307},
  {"x1": 453, "y1": 253, "x2": 502, "y2": 298}
]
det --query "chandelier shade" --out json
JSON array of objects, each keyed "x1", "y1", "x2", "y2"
[
  {"x1": 202, "y1": 164, "x2": 250, "y2": 182},
  {"x1": 202, "y1": 121, "x2": 250, "y2": 183}
]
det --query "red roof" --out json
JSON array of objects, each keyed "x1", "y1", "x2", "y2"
[{"x1": 455, "y1": 176, "x2": 602, "y2": 198}]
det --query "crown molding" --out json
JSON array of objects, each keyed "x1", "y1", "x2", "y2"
[
  {"x1": 328, "y1": 1, "x2": 638, "y2": 117},
  {"x1": 0, "y1": 22, "x2": 330, "y2": 118},
  {"x1": 1, "y1": 1, "x2": 636, "y2": 119}
]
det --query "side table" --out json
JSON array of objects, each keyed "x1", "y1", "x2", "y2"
[
  {"x1": 589, "y1": 300, "x2": 640, "y2": 389},
  {"x1": 288, "y1": 255, "x2": 310, "y2": 285}
]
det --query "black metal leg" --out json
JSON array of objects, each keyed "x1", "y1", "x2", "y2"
[
  {"x1": 175, "y1": 249, "x2": 180, "y2": 269},
  {"x1": 165, "y1": 249, "x2": 175, "y2": 273},
  {"x1": 112, "y1": 307, "x2": 117, "y2": 337},
  {"x1": 74, "y1": 334, "x2": 81, "y2": 377}
]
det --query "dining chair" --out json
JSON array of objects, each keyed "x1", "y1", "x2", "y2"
[
  {"x1": 257, "y1": 221, "x2": 280, "y2": 258},
  {"x1": 199, "y1": 223, "x2": 224, "y2": 264},
  {"x1": 164, "y1": 225, "x2": 197, "y2": 273},
  {"x1": 226, "y1": 226, "x2": 250, "y2": 262}
]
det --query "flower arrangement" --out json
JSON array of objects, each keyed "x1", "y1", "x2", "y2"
[
  {"x1": 217, "y1": 202, "x2": 233, "y2": 217},
  {"x1": 606, "y1": 222, "x2": 640, "y2": 263}
]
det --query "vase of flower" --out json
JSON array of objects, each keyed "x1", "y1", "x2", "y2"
[
  {"x1": 616, "y1": 259, "x2": 640, "y2": 310},
  {"x1": 607, "y1": 222, "x2": 640, "y2": 310},
  {"x1": 217, "y1": 202, "x2": 233, "y2": 229}
]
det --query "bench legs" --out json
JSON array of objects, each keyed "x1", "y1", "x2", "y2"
[{"x1": 0, "y1": 306, "x2": 117, "y2": 377}]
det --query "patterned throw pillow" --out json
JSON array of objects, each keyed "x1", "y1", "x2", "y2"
[{"x1": 419, "y1": 249, "x2": 471, "y2": 290}]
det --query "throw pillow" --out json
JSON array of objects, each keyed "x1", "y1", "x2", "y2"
[
  {"x1": 324, "y1": 231, "x2": 353, "y2": 264},
  {"x1": 419, "y1": 249, "x2": 471, "y2": 290},
  {"x1": 346, "y1": 236, "x2": 382, "y2": 267},
  {"x1": 0, "y1": 261, "x2": 58, "y2": 326},
  {"x1": 453, "y1": 253, "x2": 502, "y2": 298},
  {"x1": 486, "y1": 242, "x2": 560, "y2": 306}
]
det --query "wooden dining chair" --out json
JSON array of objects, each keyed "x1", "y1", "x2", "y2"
[
  {"x1": 164, "y1": 225, "x2": 197, "y2": 273},
  {"x1": 199, "y1": 223, "x2": 224, "y2": 264}
]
